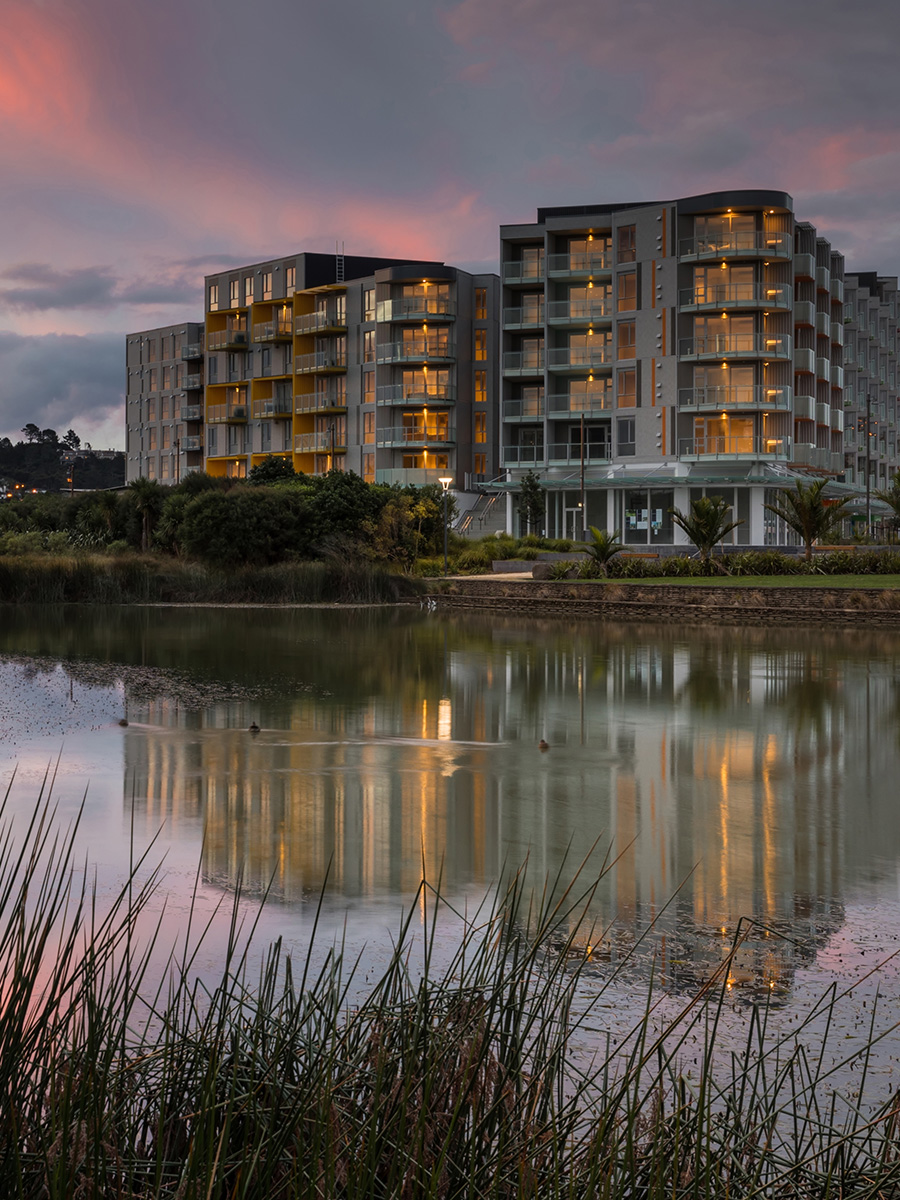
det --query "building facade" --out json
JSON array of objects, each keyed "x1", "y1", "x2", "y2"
[
  {"x1": 126, "y1": 253, "x2": 499, "y2": 490},
  {"x1": 498, "y1": 190, "x2": 899, "y2": 543}
]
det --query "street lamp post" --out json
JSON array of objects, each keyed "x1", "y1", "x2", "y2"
[{"x1": 439, "y1": 475, "x2": 453, "y2": 575}]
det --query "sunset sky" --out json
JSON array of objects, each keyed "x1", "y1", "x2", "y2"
[{"x1": 1, "y1": 0, "x2": 899, "y2": 448}]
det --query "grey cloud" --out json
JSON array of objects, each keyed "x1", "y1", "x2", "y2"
[
  {"x1": 0, "y1": 332, "x2": 123, "y2": 446},
  {"x1": 0, "y1": 264, "x2": 200, "y2": 313}
]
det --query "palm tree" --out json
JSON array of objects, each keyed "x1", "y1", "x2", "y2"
[
  {"x1": 128, "y1": 478, "x2": 166, "y2": 552},
  {"x1": 763, "y1": 478, "x2": 852, "y2": 564},
  {"x1": 582, "y1": 526, "x2": 624, "y2": 577},
  {"x1": 669, "y1": 496, "x2": 743, "y2": 574}
]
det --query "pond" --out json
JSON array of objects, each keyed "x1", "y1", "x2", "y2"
[{"x1": 2, "y1": 604, "x2": 900, "y2": 1095}]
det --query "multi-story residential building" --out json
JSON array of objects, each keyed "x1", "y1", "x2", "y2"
[
  {"x1": 498, "y1": 190, "x2": 898, "y2": 544},
  {"x1": 127, "y1": 252, "x2": 499, "y2": 490}
]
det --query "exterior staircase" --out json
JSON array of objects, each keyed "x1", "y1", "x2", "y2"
[{"x1": 457, "y1": 492, "x2": 507, "y2": 538}]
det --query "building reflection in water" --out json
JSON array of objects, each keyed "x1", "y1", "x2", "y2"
[{"x1": 122, "y1": 618, "x2": 900, "y2": 999}]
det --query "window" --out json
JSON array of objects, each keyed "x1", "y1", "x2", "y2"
[
  {"x1": 261, "y1": 422, "x2": 272, "y2": 451},
  {"x1": 207, "y1": 427, "x2": 218, "y2": 455},
  {"x1": 363, "y1": 452, "x2": 375, "y2": 483},
  {"x1": 161, "y1": 396, "x2": 170, "y2": 419},
  {"x1": 617, "y1": 368, "x2": 636, "y2": 407},
  {"x1": 617, "y1": 272, "x2": 637, "y2": 312},
  {"x1": 474, "y1": 370, "x2": 486, "y2": 403},
  {"x1": 230, "y1": 279, "x2": 240, "y2": 307},
  {"x1": 160, "y1": 336, "x2": 170, "y2": 360},
  {"x1": 147, "y1": 399, "x2": 156, "y2": 421},
  {"x1": 209, "y1": 284, "x2": 219, "y2": 312},
  {"x1": 145, "y1": 339, "x2": 157, "y2": 363},
  {"x1": 474, "y1": 453, "x2": 486, "y2": 476},
  {"x1": 244, "y1": 277, "x2": 253, "y2": 306},
  {"x1": 148, "y1": 428, "x2": 157, "y2": 450},
  {"x1": 617, "y1": 321, "x2": 636, "y2": 357},
  {"x1": 474, "y1": 329, "x2": 487, "y2": 360},
  {"x1": 617, "y1": 418, "x2": 635, "y2": 456},
  {"x1": 363, "y1": 411, "x2": 375, "y2": 442},
  {"x1": 285, "y1": 266, "x2": 295, "y2": 295},
  {"x1": 260, "y1": 348, "x2": 271, "y2": 376},
  {"x1": 474, "y1": 412, "x2": 487, "y2": 443},
  {"x1": 146, "y1": 458, "x2": 156, "y2": 479},
  {"x1": 364, "y1": 288, "x2": 376, "y2": 321},
  {"x1": 617, "y1": 225, "x2": 636, "y2": 263},
  {"x1": 162, "y1": 427, "x2": 171, "y2": 449},
  {"x1": 364, "y1": 372, "x2": 375, "y2": 403},
  {"x1": 208, "y1": 356, "x2": 218, "y2": 384},
  {"x1": 475, "y1": 287, "x2": 487, "y2": 320},
  {"x1": 160, "y1": 456, "x2": 170, "y2": 480},
  {"x1": 160, "y1": 366, "x2": 170, "y2": 391},
  {"x1": 364, "y1": 329, "x2": 375, "y2": 363},
  {"x1": 262, "y1": 272, "x2": 273, "y2": 301}
]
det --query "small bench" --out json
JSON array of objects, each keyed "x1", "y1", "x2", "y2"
[{"x1": 619, "y1": 552, "x2": 660, "y2": 560}]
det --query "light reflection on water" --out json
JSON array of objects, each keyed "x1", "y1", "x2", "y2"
[{"x1": 2, "y1": 604, "x2": 900, "y2": 1091}]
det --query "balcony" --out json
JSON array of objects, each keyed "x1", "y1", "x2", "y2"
[
  {"x1": 816, "y1": 402, "x2": 831, "y2": 425},
  {"x1": 546, "y1": 299, "x2": 614, "y2": 324},
  {"x1": 831, "y1": 278, "x2": 844, "y2": 302},
  {"x1": 830, "y1": 451, "x2": 845, "y2": 472},
  {"x1": 503, "y1": 350, "x2": 544, "y2": 375},
  {"x1": 503, "y1": 397, "x2": 545, "y2": 420},
  {"x1": 503, "y1": 260, "x2": 545, "y2": 285},
  {"x1": 376, "y1": 425, "x2": 456, "y2": 448},
  {"x1": 180, "y1": 436, "x2": 203, "y2": 452},
  {"x1": 793, "y1": 300, "x2": 816, "y2": 327},
  {"x1": 376, "y1": 384, "x2": 456, "y2": 406},
  {"x1": 547, "y1": 443, "x2": 611, "y2": 466},
  {"x1": 503, "y1": 305, "x2": 544, "y2": 329},
  {"x1": 816, "y1": 357, "x2": 831, "y2": 382},
  {"x1": 547, "y1": 393, "x2": 613, "y2": 415},
  {"x1": 183, "y1": 374, "x2": 204, "y2": 390},
  {"x1": 815, "y1": 311, "x2": 830, "y2": 336},
  {"x1": 830, "y1": 407, "x2": 843, "y2": 431},
  {"x1": 207, "y1": 403, "x2": 248, "y2": 424},
  {"x1": 816, "y1": 265, "x2": 831, "y2": 292},
  {"x1": 678, "y1": 385, "x2": 792, "y2": 411},
  {"x1": 181, "y1": 343, "x2": 203, "y2": 361},
  {"x1": 376, "y1": 297, "x2": 456, "y2": 322},
  {"x1": 794, "y1": 347, "x2": 816, "y2": 374},
  {"x1": 295, "y1": 311, "x2": 347, "y2": 336},
  {"x1": 678, "y1": 333, "x2": 792, "y2": 360},
  {"x1": 181, "y1": 405, "x2": 203, "y2": 421},
  {"x1": 294, "y1": 431, "x2": 347, "y2": 453},
  {"x1": 546, "y1": 344, "x2": 613, "y2": 371},
  {"x1": 679, "y1": 435, "x2": 792, "y2": 460},
  {"x1": 794, "y1": 394, "x2": 816, "y2": 420},
  {"x1": 792, "y1": 442, "x2": 818, "y2": 466},
  {"x1": 679, "y1": 231, "x2": 793, "y2": 260},
  {"x1": 375, "y1": 468, "x2": 456, "y2": 487},
  {"x1": 830, "y1": 321, "x2": 844, "y2": 346},
  {"x1": 678, "y1": 283, "x2": 792, "y2": 311},
  {"x1": 546, "y1": 251, "x2": 612, "y2": 277},
  {"x1": 295, "y1": 350, "x2": 347, "y2": 373},
  {"x1": 251, "y1": 396, "x2": 293, "y2": 419},
  {"x1": 501, "y1": 445, "x2": 546, "y2": 466},
  {"x1": 830, "y1": 364, "x2": 844, "y2": 390},
  {"x1": 207, "y1": 327, "x2": 249, "y2": 351},
  {"x1": 252, "y1": 317, "x2": 293, "y2": 343},
  {"x1": 295, "y1": 389, "x2": 346, "y2": 413},
  {"x1": 793, "y1": 253, "x2": 816, "y2": 280},
  {"x1": 376, "y1": 340, "x2": 455, "y2": 364}
]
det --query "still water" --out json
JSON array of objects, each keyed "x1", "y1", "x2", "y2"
[{"x1": 2, "y1": 605, "x2": 900, "y2": 1089}]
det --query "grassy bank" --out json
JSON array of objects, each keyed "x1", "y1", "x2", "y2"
[
  {"x1": 3, "y1": 790, "x2": 900, "y2": 1199},
  {"x1": 0, "y1": 553, "x2": 425, "y2": 605}
]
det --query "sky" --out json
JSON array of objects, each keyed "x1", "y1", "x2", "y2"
[{"x1": 2, "y1": 0, "x2": 900, "y2": 449}]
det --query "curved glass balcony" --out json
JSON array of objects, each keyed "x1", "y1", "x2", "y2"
[
  {"x1": 678, "y1": 283, "x2": 792, "y2": 311},
  {"x1": 679, "y1": 231, "x2": 793, "y2": 260},
  {"x1": 678, "y1": 386, "x2": 792, "y2": 410},
  {"x1": 679, "y1": 334, "x2": 792, "y2": 360}
]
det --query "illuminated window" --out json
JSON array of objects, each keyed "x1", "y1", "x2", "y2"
[
  {"x1": 148, "y1": 369, "x2": 158, "y2": 392},
  {"x1": 285, "y1": 266, "x2": 295, "y2": 296},
  {"x1": 618, "y1": 321, "x2": 636, "y2": 357},
  {"x1": 146, "y1": 457, "x2": 156, "y2": 479},
  {"x1": 475, "y1": 329, "x2": 487, "y2": 360},
  {"x1": 209, "y1": 284, "x2": 219, "y2": 312},
  {"x1": 474, "y1": 412, "x2": 487, "y2": 443},
  {"x1": 162, "y1": 427, "x2": 171, "y2": 449},
  {"x1": 230, "y1": 279, "x2": 240, "y2": 307},
  {"x1": 363, "y1": 452, "x2": 375, "y2": 482},
  {"x1": 262, "y1": 272, "x2": 273, "y2": 301},
  {"x1": 475, "y1": 287, "x2": 487, "y2": 320},
  {"x1": 162, "y1": 366, "x2": 172, "y2": 391},
  {"x1": 160, "y1": 456, "x2": 170, "y2": 479},
  {"x1": 617, "y1": 368, "x2": 636, "y2": 407},
  {"x1": 617, "y1": 273, "x2": 637, "y2": 312},
  {"x1": 146, "y1": 339, "x2": 157, "y2": 363},
  {"x1": 474, "y1": 370, "x2": 486, "y2": 402},
  {"x1": 617, "y1": 225, "x2": 636, "y2": 263},
  {"x1": 161, "y1": 396, "x2": 170, "y2": 419},
  {"x1": 244, "y1": 277, "x2": 253, "y2": 306},
  {"x1": 363, "y1": 411, "x2": 375, "y2": 442},
  {"x1": 364, "y1": 372, "x2": 375, "y2": 403},
  {"x1": 364, "y1": 329, "x2": 375, "y2": 363},
  {"x1": 364, "y1": 288, "x2": 376, "y2": 321},
  {"x1": 148, "y1": 428, "x2": 157, "y2": 450},
  {"x1": 147, "y1": 398, "x2": 156, "y2": 421},
  {"x1": 474, "y1": 453, "x2": 486, "y2": 475}
]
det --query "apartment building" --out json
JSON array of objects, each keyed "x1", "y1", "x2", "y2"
[
  {"x1": 498, "y1": 190, "x2": 898, "y2": 544},
  {"x1": 126, "y1": 252, "x2": 499, "y2": 490}
]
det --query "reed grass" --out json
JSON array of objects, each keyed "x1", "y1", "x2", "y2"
[
  {"x1": 2, "y1": 782, "x2": 900, "y2": 1198},
  {"x1": 0, "y1": 554, "x2": 425, "y2": 605}
]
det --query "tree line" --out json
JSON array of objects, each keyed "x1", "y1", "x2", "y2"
[{"x1": 0, "y1": 426, "x2": 125, "y2": 492}]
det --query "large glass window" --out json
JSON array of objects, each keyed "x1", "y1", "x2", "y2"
[
  {"x1": 475, "y1": 288, "x2": 487, "y2": 319},
  {"x1": 617, "y1": 272, "x2": 637, "y2": 312},
  {"x1": 229, "y1": 279, "x2": 240, "y2": 307},
  {"x1": 617, "y1": 225, "x2": 636, "y2": 263},
  {"x1": 624, "y1": 489, "x2": 673, "y2": 544},
  {"x1": 617, "y1": 417, "x2": 635, "y2": 456},
  {"x1": 617, "y1": 321, "x2": 635, "y2": 357},
  {"x1": 617, "y1": 368, "x2": 636, "y2": 407},
  {"x1": 474, "y1": 329, "x2": 487, "y2": 360}
]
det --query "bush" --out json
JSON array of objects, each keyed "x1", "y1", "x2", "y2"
[{"x1": 180, "y1": 487, "x2": 312, "y2": 567}]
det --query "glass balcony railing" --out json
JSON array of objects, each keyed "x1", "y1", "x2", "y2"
[
  {"x1": 181, "y1": 343, "x2": 203, "y2": 361},
  {"x1": 376, "y1": 341, "x2": 455, "y2": 364},
  {"x1": 252, "y1": 318, "x2": 293, "y2": 342},
  {"x1": 180, "y1": 436, "x2": 203, "y2": 451},
  {"x1": 546, "y1": 299, "x2": 614, "y2": 323},
  {"x1": 294, "y1": 389, "x2": 346, "y2": 413},
  {"x1": 547, "y1": 252, "x2": 612, "y2": 275},
  {"x1": 503, "y1": 305, "x2": 544, "y2": 328},
  {"x1": 679, "y1": 435, "x2": 792, "y2": 459},
  {"x1": 547, "y1": 443, "x2": 611, "y2": 465},
  {"x1": 677, "y1": 386, "x2": 792, "y2": 410},
  {"x1": 251, "y1": 396, "x2": 293, "y2": 419},
  {"x1": 376, "y1": 426, "x2": 456, "y2": 447},
  {"x1": 206, "y1": 404, "x2": 248, "y2": 424},
  {"x1": 679, "y1": 333, "x2": 792, "y2": 359},
  {"x1": 375, "y1": 468, "x2": 455, "y2": 487},
  {"x1": 679, "y1": 231, "x2": 793, "y2": 259},
  {"x1": 180, "y1": 405, "x2": 203, "y2": 421},
  {"x1": 375, "y1": 384, "x2": 456, "y2": 406},
  {"x1": 678, "y1": 283, "x2": 792, "y2": 310},
  {"x1": 547, "y1": 393, "x2": 612, "y2": 414},
  {"x1": 503, "y1": 397, "x2": 545, "y2": 419},
  {"x1": 502, "y1": 260, "x2": 544, "y2": 283},
  {"x1": 207, "y1": 327, "x2": 249, "y2": 350},
  {"x1": 295, "y1": 350, "x2": 347, "y2": 373},
  {"x1": 294, "y1": 431, "x2": 347, "y2": 453},
  {"x1": 295, "y1": 311, "x2": 347, "y2": 335},
  {"x1": 503, "y1": 350, "x2": 544, "y2": 373},
  {"x1": 547, "y1": 345, "x2": 613, "y2": 369},
  {"x1": 376, "y1": 297, "x2": 456, "y2": 321},
  {"x1": 501, "y1": 445, "x2": 546, "y2": 466},
  {"x1": 183, "y1": 374, "x2": 204, "y2": 389}
]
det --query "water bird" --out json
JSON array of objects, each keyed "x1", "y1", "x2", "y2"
[
  {"x1": 539, "y1": 739, "x2": 549, "y2": 751},
  {"x1": 118, "y1": 718, "x2": 128, "y2": 727},
  {"x1": 249, "y1": 722, "x2": 260, "y2": 733}
]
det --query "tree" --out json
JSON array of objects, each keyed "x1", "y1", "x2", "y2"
[
  {"x1": 180, "y1": 487, "x2": 311, "y2": 566},
  {"x1": 582, "y1": 526, "x2": 624, "y2": 577},
  {"x1": 670, "y1": 496, "x2": 743, "y2": 573},
  {"x1": 763, "y1": 478, "x2": 852, "y2": 564},
  {"x1": 517, "y1": 470, "x2": 545, "y2": 535},
  {"x1": 62, "y1": 429, "x2": 81, "y2": 451},
  {"x1": 21, "y1": 424, "x2": 41, "y2": 443},
  {"x1": 247, "y1": 455, "x2": 298, "y2": 485},
  {"x1": 874, "y1": 470, "x2": 900, "y2": 538},
  {"x1": 128, "y1": 478, "x2": 166, "y2": 552}
]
